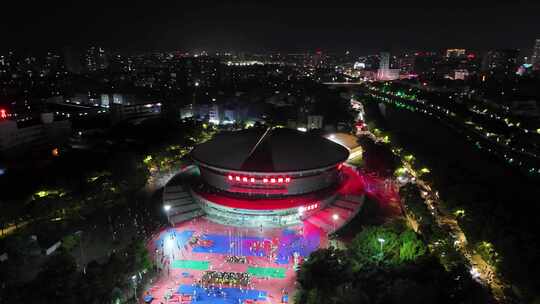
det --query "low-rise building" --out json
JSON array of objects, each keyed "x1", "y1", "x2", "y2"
[{"x1": 0, "y1": 113, "x2": 71, "y2": 155}]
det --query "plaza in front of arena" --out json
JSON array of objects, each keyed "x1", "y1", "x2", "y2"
[
  {"x1": 141, "y1": 165, "x2": 402, "y2": 304},
  {"x1": 144, "y1": 217, "x2": 326, "y2": 304}
]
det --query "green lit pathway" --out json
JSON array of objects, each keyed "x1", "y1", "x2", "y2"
[
  {"x1": 171, "y1": 260, "x2": 210, "y2": 270},
  {"x1": 247, "y1": 266, "x2": 286, "y2": 279}
]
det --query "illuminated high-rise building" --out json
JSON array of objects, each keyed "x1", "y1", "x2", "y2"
[
  {"x1": 531, "y1": 39, "x2": 540, "y2": 67},
  {"x1": 481, "y1": 49, "x2": 519, "y2": 78},
  {"x1": 84, "y1": 46, "x2": 109, "y2": 72},
  {"x1": 379, "y1": 52, "x2": 390, "y2": 70},
  {"x1": 377, "y1": 52, "x2": 399, "y2": 80},
  {"x1": 446, "y1": 48, "x2": 466, "y2": 58}
]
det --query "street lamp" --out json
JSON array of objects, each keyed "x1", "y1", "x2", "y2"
[
  {"x1": 332, "y1": 214, "x2": 339, "y2": 232},
  {"x1": 164, "y1": 205, "x2": 171, "y2": 225},
  {"x1": 75, "y1": 230, "x2": 85, "y2": 274},
  {"x1": 131, "y1": 275, "x2": 137, "y2": 300},
  {"x1": 377, "y1": 238, "x2": 386, "y2": 257}
]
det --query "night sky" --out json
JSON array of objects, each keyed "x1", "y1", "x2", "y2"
[{"x1": 2, "y1": 0, "x2": 539, "y2": 54}]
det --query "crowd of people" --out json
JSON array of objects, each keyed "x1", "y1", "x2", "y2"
[
  {"x1": 200, "y1": 271, "x2": 251, "y2": 287},
  {"x1": 225, "y1": 255, "x2": 247, "y2": 264},
  {"x1": 189, "y1": 233, "x2": 213, "y2": 248}
]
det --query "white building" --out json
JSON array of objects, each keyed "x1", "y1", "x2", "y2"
[
  {"x1": 0, "y1": 114, "x2": 71, "y2": 153},
  {"x1": 446, "y1": 48, "x2": 466, "y2": 58},
  {"x1": 454, "y1": 69, "x2": 469, "y2": 80},
  {"x1": 100, "y1": 94, "x2": 110, "y2": 108},
  {"x1": 307, "y1": 115, "x2": 323, "y2": 130},
  {"x1": 112, "y1": 93, "x2": 124, "y2": 104},
  {"x1": 208, "y1": 104, "x2": 220, "y2": 124},
  {"x1": 110, "y1": 102, "x2": 162, "y2": 123},
  {"x1": 180, "y1": 104, "x2": 194, "y2": 119}
]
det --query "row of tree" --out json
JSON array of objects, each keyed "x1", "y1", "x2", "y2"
[
  {"x1": 295, "y1": 220, "x2": 489, "y2": 304},
  {"x1": 1, "y1": 238, "x2": 151, "y2": 304},
  {"x1": 360, "y1": 94, "x2": 540, "y2": 301}
]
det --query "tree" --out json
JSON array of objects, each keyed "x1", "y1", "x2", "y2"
[
  {"x1": 383, "y1": 278, "x2": 436, "y2": 304},
  {"x1": 349, "y1": 223, "x2": 426, "y2": 268},
  {"x1": 31, "y1": 249, "x2": 79, "y2": 304},
  {"x1": 296, "y1": 248, "x2": 354, "y2": 303},
  {"x1": 125, "y1": 238, "x2": 152, "y2": 273},
  {"x1": 400, "y1": 184, "x2": 433, "y2": 229},
  {"x1": 399, "y1": 230, "x2": 427, "y2": 262},
  {"x1": 349, "y1": 226, "x2": 400, "y2": 268},
  {"x1": 61, "y1": 234, "x2": 80, "y2": 252}
]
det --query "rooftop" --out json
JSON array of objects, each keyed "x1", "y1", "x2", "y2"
[{"x1": 192, "y1": 128, "x2": 349, "y2": 172}]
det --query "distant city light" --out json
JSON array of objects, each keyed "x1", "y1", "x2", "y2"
[{"x1": 163, "y1": 205, "x2": 171, "y2": 212}]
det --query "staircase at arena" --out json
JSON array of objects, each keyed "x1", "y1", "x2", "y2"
[
  {"x1": 163, "y1": 184, "x2": 205, "y2": 225},
  {"x1": 305, "y1": 194, "x2": 364, "y2": 234}
]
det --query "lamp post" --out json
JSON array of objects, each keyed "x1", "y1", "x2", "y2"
[
  {"x1": 131, "y1": 275, "x2": 137, "y2": 301},
  {"x1": 75, "y1": 230, "x2": 85, "y2": 274},
  {"x1": 377, "y1": 238, "x2": 386, "y2": 260},
  {"x1": 164, "y1": 205, "x2": 171, "y2": 225},
  {"x1": 332, "y1": 214, "x2": 339, "y2": 232}
]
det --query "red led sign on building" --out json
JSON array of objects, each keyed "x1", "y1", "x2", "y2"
[{"x1": 227, "y1": 174, "x2": 291, "y2": 184}]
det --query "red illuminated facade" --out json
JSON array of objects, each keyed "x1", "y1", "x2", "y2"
[{"x1": 189, "y1": 128, "x2": 349, "y2": 226}]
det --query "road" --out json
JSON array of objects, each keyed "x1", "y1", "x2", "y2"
[{"x1": 360, "y1": 129, "x2": 509, "y2": 302}]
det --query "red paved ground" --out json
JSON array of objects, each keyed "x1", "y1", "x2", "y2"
[{"x1": 145, "y1": 218, "x2": 327, "y2": 304}]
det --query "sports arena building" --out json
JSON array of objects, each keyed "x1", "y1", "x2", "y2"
[{"x1": 188, "y1": 127, "x2": 350, "y2": 227}]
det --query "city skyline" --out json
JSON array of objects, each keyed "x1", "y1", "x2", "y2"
[
  {"x1": 2, "y1": 1, "x2": 540, "y2": 53},
  {"x1": 1, "y1": 2, "x2": 540, "y2": 304}
]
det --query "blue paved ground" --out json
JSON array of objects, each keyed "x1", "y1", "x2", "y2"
[
  {"x1": 192, "y1": 234, "x2": 267, "y2": 257},
  {"x1": 191, "y1": 230, "x2": 320, "y2": 264},
  {"x1": 178, "y1": 285, "x2": 267, "y2": 304},
  {"x1": 276, "y1": 228, "x2": 320, "y2": 264},
  {"x1": 155, "y1": 229, "x2": 194, "y2": 250}
]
